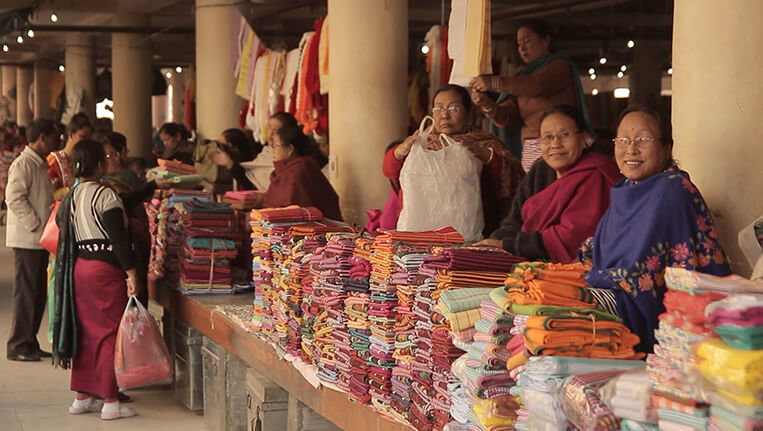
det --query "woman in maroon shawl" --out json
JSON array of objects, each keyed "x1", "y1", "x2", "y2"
[
  {"x1": 258, "y1": 124, "x2": 342, "y2": 220},
  {"x1": 477, "y1": 105, "x2": 621, "y2": 262}
]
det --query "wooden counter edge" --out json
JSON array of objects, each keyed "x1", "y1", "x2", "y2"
[{"x1": 149, "y1": 279, "x2": 412, "y2": 431}]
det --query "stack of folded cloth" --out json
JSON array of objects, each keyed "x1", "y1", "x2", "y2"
[
  {"x1": 598, "y1": 367, "x2": 657, "y2": 428},
  {"x1": 312, "y1": 233, "x2": 356, "y2": 388},
  {"x1": 345, "y1": 235, "x2": 375, "y2": 404},
  {"x1": 178, "y1": 238, "x2": 238, "y2": 294},
  {"x1": 696, "y1": 337, "x2": 763, "y2": 431},
  {"x1": 151, "y1": 159, "x2": 203, "y2": 188},
  {"x1": 514, "y1": 356, "x2": 645, "y2": 431},
  {"x1": 222, "y1": 190, "x2": 264, "y2": 210},
  {"x1": 706, "y1": 294, "x2": 763, "y2": 351},
  {"x1": 410, "y1": 266, "x2": 439, "y2": 431},
  {"x1": 147, "y1": 190, "x2": 210, "y2": 281},
  {"x1": 560, "y1": 370, "x2": 632, "y2": 431},
  {"x1": 367, "y1": 228, "x2": 463, "y2": 417},
  {"x1": 249, "y1": 206, "x2": 324, "y2": 334}
]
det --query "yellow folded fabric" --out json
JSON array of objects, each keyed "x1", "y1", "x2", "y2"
[
  {"x1": 696, "y1": 338, "x2": 763, "y2": 394},
  {"x1": 443, "y1": 307, "x2": 482, "y2": 332}
]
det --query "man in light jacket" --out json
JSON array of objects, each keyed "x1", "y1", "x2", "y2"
[{"x1": 6, "y1": 119, "x2": 59, "y2": 361}]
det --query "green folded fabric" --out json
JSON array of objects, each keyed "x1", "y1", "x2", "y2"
[
  {"x1": 710, "y1": 404, "x2": 755, "y2": 430},
  {"x1": 714, "y1": 325, "x2": 763, "y2": 350},
  {"x1": 620, "y1": 419, "x2": 659, "y2": 431},
  {"x1": 510, "y1": 303, "x2": 621, "y2": 322},
  {"x1": 439, "y1": 288, "x2": 493, "y2": 313},
  {"x1": 186, "y1": 237, "x2": 236, "y2": 250},
  {"x1": 169, "y1": 174, "x2": 204, "y2": 189},
  {"x1": 657, "y1": 409, "x2": 709, "y2": 429}
]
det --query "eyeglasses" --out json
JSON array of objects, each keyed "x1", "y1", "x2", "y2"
[
  {"x1": 612, "y1": 136, "x2": 660, "y2": 148},
  {"x1": 432, "y1": 106, "x2": 462, "y2": 116},
  {"x1": 540, "y1": 130, "x2": 580, "y2": 145},
  {"x1": 105, "y1": 153, "x2": 118, "y2": 160}
]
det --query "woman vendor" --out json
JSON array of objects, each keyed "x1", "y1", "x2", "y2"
[
  {"x1": 156, "y1": 122, "x2": 194, "y2": 165},
  {"x1": 470, "y1": 19, "x2": 589, "y2": 172},
  {"x1": 580, "y1": 106, "x2": 730, "y2": 353},
  {"x1": 383, "y1": 84, "x2": 523, "y2": 239},
  {"x1": 257, "y1": 123, "x2": 342, "y2": 221},
  {"x1": 48, "y1": 113, "x2": 92, "y2": 199},
  {"x1": 477, "y1": 104, "x2": 621, "y2": 263}
]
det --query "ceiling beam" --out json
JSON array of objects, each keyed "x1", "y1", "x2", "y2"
[{"x1": 28, "y1": 24, "x2": 194, "y2": 34}]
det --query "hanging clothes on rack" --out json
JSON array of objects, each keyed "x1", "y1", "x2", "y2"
[
  {"x1": 295, "y1": 18, "x2": 326, "y2": 137},
  {"x1": 319, "y1": 17, "x2": 330, "y2": 95},
  {"x1": 281, "y1": 48, "x2": 301, "y2": 115},
  {"x1": 448, "y1": 0, "x2": 492, "y2": 86}
]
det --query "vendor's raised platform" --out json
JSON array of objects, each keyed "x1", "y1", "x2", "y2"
[{"x1": 149, "y1": 280, "x2": 410, "y2": 431}]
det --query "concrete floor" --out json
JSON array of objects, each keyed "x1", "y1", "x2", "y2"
[{"x1": 0, "y1": 226, "x2": 210, "y2": 431}]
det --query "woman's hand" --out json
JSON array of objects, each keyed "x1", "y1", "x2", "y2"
[
  {"x1": 474, "y1": 238, "x2": 503, "y2": 248},
  {"x1": 426, "y1": 133, "x2": 444, "y2": 151},
  {"x1": 457, "y1": 136, "x2": 494, "y2": 164},
  {"x1": 393, "y1": 131, "x2": 420, "y2": 160},
  {"x1": 155, "y1": 178, "x2": 172, "y2": 189},
  {"x1": 207, "y1": 149, "x2": 234, "y2": 170},
  {"x1": 471, "y1": 89, "x2": 491, "y2": 108},
  {"x1": 469, "y1": 75, "x2": 504, "y2": 93},
  {"x1": 125, "y1": 269, "x2": 138, "y2": 297}
]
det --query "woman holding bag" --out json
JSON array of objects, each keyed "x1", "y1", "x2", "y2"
[
  {"x1": 53, "y1": 139, "x2": 138, "y2": 420},
  {"x1": 383, "y1": 84, "x2": 523, "y2": 240}
]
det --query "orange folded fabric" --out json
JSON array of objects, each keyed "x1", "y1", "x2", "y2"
[{"x1": 504, "y1": 262, "x2": 595, "y2": 308}]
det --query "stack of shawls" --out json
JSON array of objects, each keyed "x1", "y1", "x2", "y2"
[
  {"x1": 345, "y1": 235, "x2": 375, "y2": 404},
  {"x1": 178, "y1": 238, "x2": 237, "y2": 295},
  {"x1": 598, "y1": 367, "x2": 656, "y2": 425},
  {"x1": 222, "y1": 190, "x2": 264, "y2": 210},
  {"x1": 706, "y1": 294, "x2": 763, "y2": 350},
  {"x1": 560, "y1": 370, "x2": 627, "y2": 431}
]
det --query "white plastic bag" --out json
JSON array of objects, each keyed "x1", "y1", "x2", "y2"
[{"x1": 397, "y1": 117, "x2": 484, "y2": 241}]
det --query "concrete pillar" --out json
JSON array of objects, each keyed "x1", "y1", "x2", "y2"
[
  {"x1": 112, "y1": 14, "x2": 153, "y2": 159},
  {"x1": 65, "y1": 33, "x2": 97, "y2": 123},
  {"x1": 196, "y1": 0, "x2": 241, "y2": 140},
  {"x1": 16, "y1": 66, "x2": 33, "y2": 127},
  {"x1": 328, "y1": 0, "x2": 408, "y2": 223},
  {"x1": 629, "y1": 40, "x2": 663, "y2": 107},
  {"x1": 672, "y1": 0, "x2": 763, "y2": 276},
  {"x1": 2, "y1": 65, "x2": 18, "y2": 122},
  {"x1": 33, "y1": 62, "x2": 56, "y2": 120}
]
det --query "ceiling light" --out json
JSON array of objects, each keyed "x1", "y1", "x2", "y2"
[
  {"x1": 175, "y1": 66, "x2": 182, "y2": 73},
  {"x1": 599, "y1": 57, "x2": 607, "y2": 65},
  {"x1": 587, "y1": 67, "x2": 595, "y2": 75},
  {"x1": 668, "y1": 67, "x2": 673, "y2": 75},
  {"x1": 590, "y1": 74, "x2": 597, "y2": 80},
  {"x1": 617, "y1": 71, "x2": 624, "y2": 78},
  {"x1": 627, "y1": 40, "x2": 635, "y2": 48},
  {"x1": 2, "y1": 44, "x2": 8, "y2": 52},
  {"x1": 620, "y1": 65, "x2": 627, "y2": 72},
  {"x1": 420, "y1": 44, "x2": 430, "y2": 55},
  {"x1": 50, "y1": 12, "x2": 59, "y2": 22},
  {"x1": 27, "y1": 29, "x2": 35, "y2": 38},
  {"x1": 58, "y1": 64, "x2": 65, "y2": 72},
  {"x1": 614, "y1": 88, "x2": 631, "y2": 99},
  {"x1": 16, "y1": 35, "x2": 23, "y2": 44},
  {"x1": 592, "y1": 89, "x2": 599, "y2": 96},
  {"x1": 165, "y1": 71, "x2": 172, "y2": 79}
]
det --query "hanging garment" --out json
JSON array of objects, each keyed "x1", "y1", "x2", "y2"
[
  {"x1": 426, "y1": 25, "x2": 443, "y2": 105},
  {"x1": 281, "y1": 48, "x2": 301, "y2": 114},
  {"x1": 318, "y1": 17, "x2": 329, "y2": 95},
  {"x1": 463, "y1": 0, "x2": 492, "y2": 77}
]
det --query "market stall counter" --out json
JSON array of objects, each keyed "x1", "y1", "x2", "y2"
[{"x1": 149, "y1": 279, "x2": 411, "y2": 431}]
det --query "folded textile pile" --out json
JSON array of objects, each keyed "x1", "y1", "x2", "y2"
[
  {"x1": 157, "y1": 158, "x2": 197, "y2": 175},
  {"x1": 311, "y1": 233, "x2": 357, "y2": 388},
  {"x1": 147, "y1": 190, "x2": 210, "y2": 282},
  {"x1": 176, "y1": 199, "x2": 239, "y2": 295},
  {"x1": 504, "y1": 262, "x2": 597, "y2": 308},
  {"x1": 367, "y1": 228, "x2": 463, "y2": 419},
  {"x1": 223, "y1": 190, "x2": 264, "y2": 210},
  {"x1": 513, "y1": 356, "x2": 644, "y2": 431},
  {"x1": 249, "y1": 206, "x2": 324, "y2": 333},
  {"x1": 705, "y1": 294, "x2": 763, "y2": 350},
  {"x1": 598, "y1": 367, "x2": 656, "y2": 426},
  {"x1": 664, "y1": 267, "x2": 763, "y2": 295},
  {"x1": 647, "y1": 269, "x2": 728, "y2": 430},
  {"x1": 560, "y1": 370, "x2": 628, "y2": 431},
  {"x1": 149, "y1": 159, "x2": 203, "y2": 188},
  {"x1": 345, "y1": 236, "x2": 375, "y2": 404}
]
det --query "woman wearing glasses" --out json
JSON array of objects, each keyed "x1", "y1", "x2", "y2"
[
  {"x1": 581, "y1": 106, "x2": 730, "y2": 353},
  {"x1": 383, "y1": 84, "x2": 523, "y2": 239},
  {"x1": 477, "y1": 104, "x2": 620, "y2": 262}
]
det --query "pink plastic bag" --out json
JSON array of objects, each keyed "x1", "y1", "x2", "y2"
[{"x1": 114, "y1": 296, "x2": 173, "y2": 390}]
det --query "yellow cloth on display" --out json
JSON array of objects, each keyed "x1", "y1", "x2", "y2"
[
  {"x1": 463, "y1": 0, "x2": 492, "y2": 76},
  {"x1": 696, "y1": 338, "x2": 763, "y2": 394}
]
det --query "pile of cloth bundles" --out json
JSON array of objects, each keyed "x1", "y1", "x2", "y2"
[
  {"x1": 705, "y1": 294, "x2": 763, "y2": 350},
  {"x1": 147, "y1": 189, "x2": 210, "y2": 281},
  {"x1": 222, "y1": 190, "x2": 264, "y2": 210},
  {"x1": 345, "y1": 236, "x2": 375, "y2": 404},
  {"x1": 367, "y1": 227, "x2": 463, "y2": 419},
  {"x1": 560, "y1": 369, "x2": 631, "y2": 431},
  {"x1": 151, "y1": 158, "x2": 203, "y2": 188},
  {"x1": 514, "y1": 356, "x2": 644, "y2": 431},
  {"x1": 598, "y1": 367, "x2": 656, "y2": 428}
]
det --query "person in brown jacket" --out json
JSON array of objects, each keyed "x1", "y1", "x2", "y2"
[{"x1": 470, "y1": 19, "x2": 591, "y2": 173}]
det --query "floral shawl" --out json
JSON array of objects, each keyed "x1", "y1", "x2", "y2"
[{"x1": 580, "y1": 166, "x2": 730, "y2": 352}]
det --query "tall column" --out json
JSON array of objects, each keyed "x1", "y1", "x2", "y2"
[
  {"x1": 196, "y1": 0, "x2": 241, "y2": 141},
  {"x1": 629, "y1": 40, "x2": 663, "y2": 107},
  {"x1": 33, "y1": 62, "x2": 56, "y2": 120},
  {"x1": 2, "y1": 65, "x2": 18, "y2": 122},
  {"x1": 328, "y1": 0, "x2": 408, "y2": 223},
  {"x1": 65, "y1": 33, "x2": 97, "y2": 123},
  {"x1": 673, "y1": 0, "x2": 763, "y2": 276},
  {"x1": 112, "y1": 14, "x2": 153, "y2": 159},
  {"x1": 168, "y1": 70, "x2": 185, "y2": 124},
  {"x1": 16, "y1": 66, "x2": 33, "y2": 127}
]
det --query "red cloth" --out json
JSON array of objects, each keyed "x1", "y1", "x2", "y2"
[
  {"x1": 263, "y1": 155, "x2": 342, "y2": 221},
  {"x1": 71, "y1": 258, "x2": 128, "y2": 399},
  {"x1": 520, "y1": 152, "x2": 621, "y2": 263}
]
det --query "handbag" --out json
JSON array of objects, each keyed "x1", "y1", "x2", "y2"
[{"x1": 39, "y1": 200, "x2": 61, "y2": 254}]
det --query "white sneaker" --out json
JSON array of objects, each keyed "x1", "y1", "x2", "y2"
[
  {"x1": 69, "y1": 397, "x2": 103, "y2": 415},
  {"x1": 100, "y1": 402, "x2": 137, "y2": 420}
]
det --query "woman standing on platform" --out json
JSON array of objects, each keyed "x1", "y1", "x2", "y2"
[
  {"x1": 470, "y1": 20, "x2": 590, "y2": 173},
  {"x1": 53, "y1": 139, "x2": 138, "y2": 420}
]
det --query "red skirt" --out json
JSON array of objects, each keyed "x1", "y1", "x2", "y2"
[{"x1": 71, "y1": 258, "x2": 127, "y2": 399}]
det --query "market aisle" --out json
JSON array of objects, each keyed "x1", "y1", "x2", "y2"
[{"x1": 0, "y1": 227, "x2": 210, "y2": 431}]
